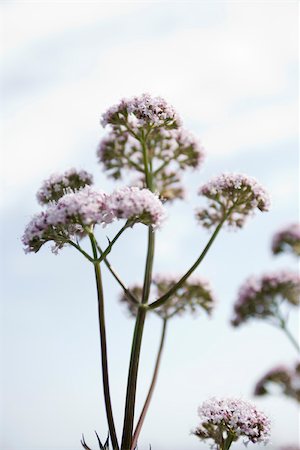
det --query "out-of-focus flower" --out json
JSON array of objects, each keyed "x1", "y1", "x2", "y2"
[
  {"x1": 36, "y1": 168, "x2": 93, "y2": 205},
  {"x1": 119, "y1": 274, "x2": 216, "y2": 319},
  {"x1": 272, "y1": 223, "x2": 300, "y2": 257},
  {"x1": 231, "y1": 271, "x2": 300, "y2": 327},
  {"x1": 196, "y1": 173, "x2": 270, "y2": 229},
  {"x1": 101, "y1": 93, "x2": 181, "y2": 129},
  {"x1": 193, "y1": 397, "x2": 270, "y2": 446},
  {"x1": 254, "y1": 362, "x2": 300, "y2": 403}
]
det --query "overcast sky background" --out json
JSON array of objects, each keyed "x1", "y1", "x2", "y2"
[{"x1": 1, "y1": 1, "x2": 299, "y2": 450}]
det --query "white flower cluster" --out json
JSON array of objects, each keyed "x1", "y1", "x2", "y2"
[
  {"x1": 23, "y1": 185, "x2": 166, "y2": 254},
  {"x1": 196, "y1": 173, "x2": 270, "y2": 229},
  {"x1": 101, "y1": 93, "x2": 181, "y2": 129},
  {"x1": 193, "y1": 397, "x2": 270, "y2": 445}
]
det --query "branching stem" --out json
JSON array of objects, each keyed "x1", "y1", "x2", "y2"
[{"x1": 149, "y1": 218, "x2": 226, "y2": 310}]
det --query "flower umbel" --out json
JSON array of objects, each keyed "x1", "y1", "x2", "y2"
[
  {"x1": 193, "y1": 397, "x2": 270, "y2": 447},
  {"x1": 23, "y1": 185, "x2": 166, "y2": 254},
  {"x1": 196, "y1": 173, "x2": 270, "y2": 229},
  {"x1": 22, "y1": 186, "x2": 112, "y2": 254},
  {"x1": 254, "y1": 361, "x2": 300, "y2": 403},
  {"x1": 231, "y1": 271, "x2": 300, "y2": 327},
  {"x1": 108, "y1": 186, "x2": 166, "y2": 229},
  {"x1": 101, "y1": 93, "x2": 181, "y2": 130},
  {"x1": 120, "y1": 274, "x2": 216, "y2": 319},
  {"x1": 37, "y1": 168, "x2": 93, "y2": 205},
  {"x1": 272, "y1": 223, "x2": 300, "y2": 257},
  {"x1": 98, "y1": 95, "x2": 204, "y2": 202}
]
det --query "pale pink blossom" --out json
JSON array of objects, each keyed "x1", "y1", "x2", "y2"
[
  {"x1": 193, "y1": 397, "x2": 270, "y2": 445},
  {"x1": 101, "y1": 93, "x2": 181, "y2": 129},
  {"x1": 108, "y1": 186, "x2": 166, "y2": 228},
  {"x1": 196, "y1": 173, "x2": 270, "y2": 229},
  {"x1": 37, "y1": 168, "x2": 93, "y2": 204}
]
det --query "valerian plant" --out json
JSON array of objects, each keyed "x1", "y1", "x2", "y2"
[{"x1": 23, "y1": 94, "x2": 271, "y2": 450}]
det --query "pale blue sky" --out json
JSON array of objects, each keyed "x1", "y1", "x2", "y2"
[{"x1": 1, "y1": 1, "x2": 299, "y2": 450}]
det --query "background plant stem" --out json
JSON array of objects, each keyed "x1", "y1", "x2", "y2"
[
  {"x1": 131, "y1": 318, "x2": 168, "y2": 450},
  {"x1": 280, "y1": 321, "x2": 300, "y2": 353}
]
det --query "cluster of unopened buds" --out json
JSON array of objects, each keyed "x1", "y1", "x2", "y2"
[{"x1": 23, "y1": 94, "x2": 274, "y2": 450}]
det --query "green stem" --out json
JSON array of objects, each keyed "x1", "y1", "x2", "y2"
[
  {"x1": 89, "y1": 236, "x2": 119, "y2": 450},
  {"x1": 121, "y1": 129, "x2": 156, "y2": 449},
  {"x1": 149, "y1": 218, "x2": 226, "y2": 310},
  {"x1": 97, "y1": 248, "x2": 139, "y2": 306},
  {"x1": 222, "y1": 433, "x2": 235, "y2": 450},
  {"x1": 141, "y1": 133, "x2": 152, "y2": 190},
  {"x1": 280, "y1": 321, "x2": 300, "y2": 353},
  {"x1": 67, "y1": 240, "x2": 94, "y2": 263},
  {"x1": 142, "y1": 228, "x2": 155, "y2": 302},
  {"x1": 131, "y1": 319, "x2": 168, "y2": 450},
  {"x1": 97, "y1": 223, "x2": 129, "y2": 263},
  {"x1": 121, "y1": 228, "x2": 155, "y2": 450}
]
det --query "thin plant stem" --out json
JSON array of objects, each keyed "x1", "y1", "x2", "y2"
[
  {"x1": 121, "y1": 228, "x2": 155, "y2": 450},
  {"x1": 149, "y1": 218, "x2": 226, "y2": 310},
  {"x1": 89, "y1": 235, "x2": 119, "y2": 450},
  {"x1": 96, "y1": 244, "x2": 139, "y2": 306},
  {"x1": 222, "y1": 433, "x2": 235, "y2": 450},
  {"x1": 67, "y1": 240, "x2": 94, "y2": 262},
  {"x1": 280, "y1": 321, "x2": 300, "y2": 353},
  {"x1": 97, "y1": 223, "x2": 129, "y2": 263},
  {"x1": 131, "y1": 318, "x2": 168, "y2": 450},
  {"x1": 141, "y1": 132, "x2": 153, "y2": 190},
  {"x1": 121, "y1": 133, "x2": 155, "y2": 450}
]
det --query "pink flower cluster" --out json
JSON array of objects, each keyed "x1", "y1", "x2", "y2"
[
  {"x1": 101, "y1": 93, "x2": 181, "y2": 129},
  {"x1": 231, "y1": 271, "x2": 300, "y2": 327},
  {"x1": 254, "y1": 362, "x2": 300, "y2": 402},
  {"x1": 108, "y1": 186, "x2": 166, "y2": 228},
  {"x1": 120, "y1": 274, "x2": 216, "y2": 319},
  {"x1": 36, "y1": 168, "x2": 93, "y2": 204},
  {"x1": 196, "y1": 173, "x2": 270, "y2": 229},
  {"x1": 98, "y1": 95, "x2": 206, "y2": 203},
  {"x1": 23, "y1": 186, "x2": 166, "y2": 254},
  {"x1": 193, "y1": 397, "x2": 270, "y2": 445},
  {"x1": 272, "y1": 223, "x2": 300, "y2": 257}
]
